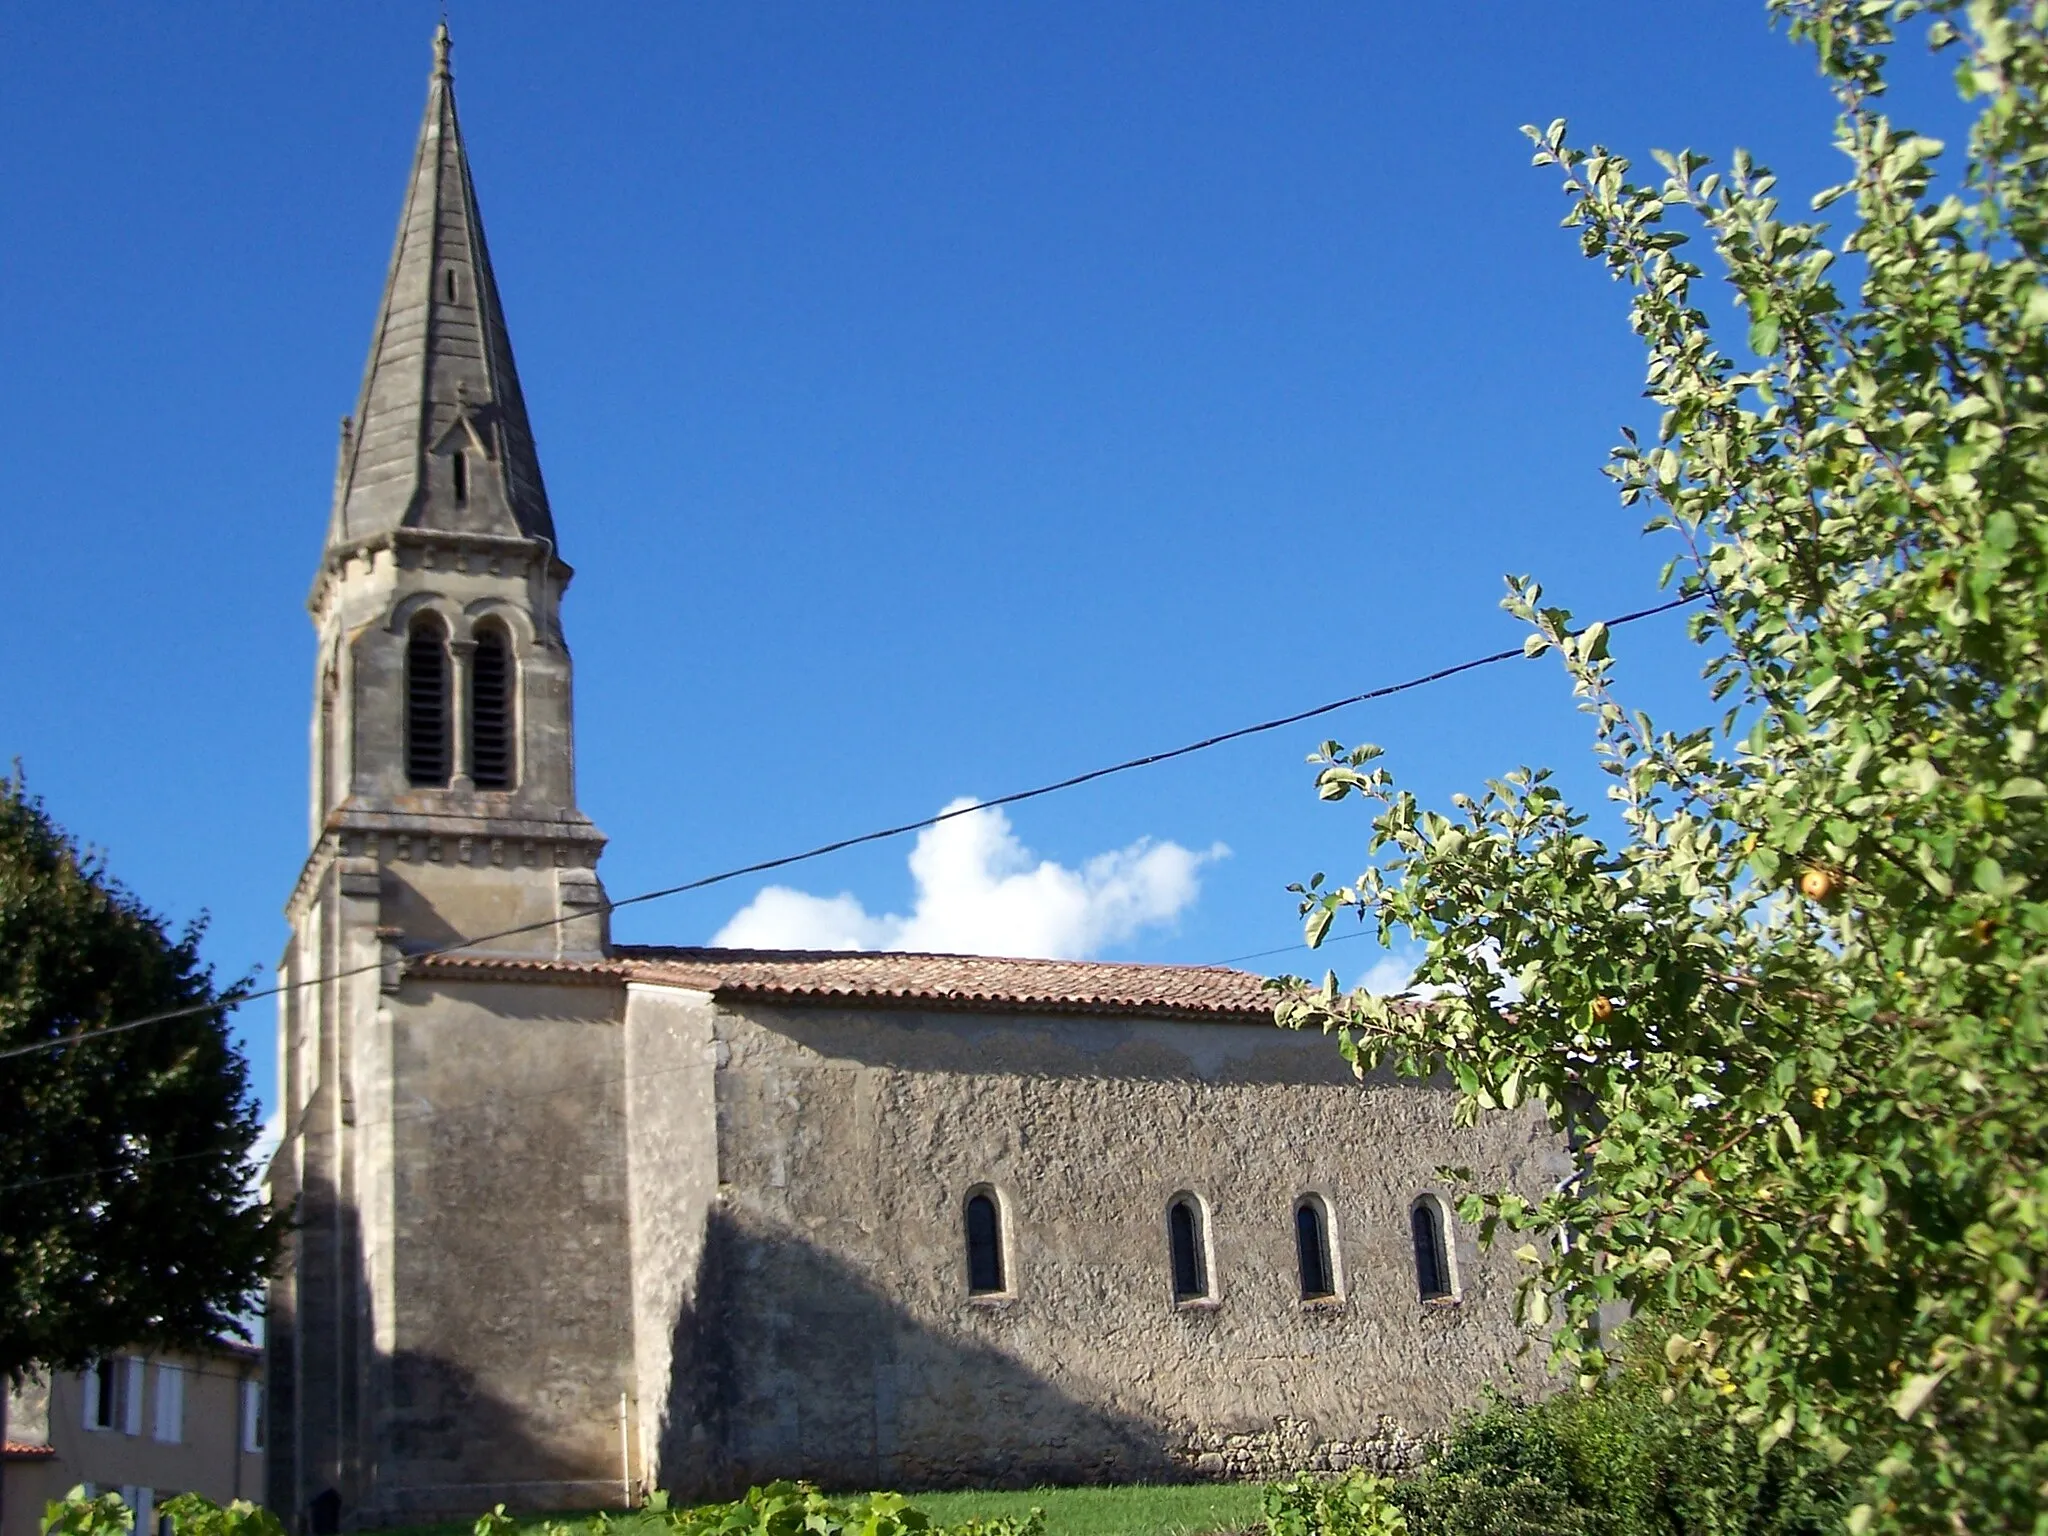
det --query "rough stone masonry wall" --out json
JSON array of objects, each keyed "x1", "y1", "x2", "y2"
[
  {"x1": 635, "y1": 995, "x2": 1565, "y2": 1494},
  {"x1": 373, "y1": 977, "x2": 637, "y2": 1521}
]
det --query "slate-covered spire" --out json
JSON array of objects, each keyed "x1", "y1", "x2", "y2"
[{"x1": 326, "y1": 24, "x2": 554, "y2": 551}]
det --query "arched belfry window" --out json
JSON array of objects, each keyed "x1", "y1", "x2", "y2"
[
  {"x1": 1412, "y1": 1195, "x2": 1454, "y2": 1301},
  {"x1": 470, "y1": 623, "x2": 515, "y2": 790},
  {"x1": 1295, "y1": 1195, "x2": 1337, "y2": 1301},
  {"x1": 1168, "y1": 1195, "x2": 1210, "y2": 1303},
  {"x1": 964, "y1": 1189, "x2": 1006, "y2": 1296},
  {"x1": 404, "y1": 616, "x2": 451, "y2": 787}
]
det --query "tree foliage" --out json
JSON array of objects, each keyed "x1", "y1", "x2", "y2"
[
  {"x1": 1279, "y1": 3, "x2": 2048, "y2": 1529},
  {"x1": 0, "y1": 775, "x2": 282, "y2": 1381}
]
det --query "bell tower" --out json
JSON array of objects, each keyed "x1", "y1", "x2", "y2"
[
  {"x1": 299, "y1": 21, "x2": 605, "y2": 954},
  {"x1": 269, "y1": 27, "x2": 610, "y2": 1523}
]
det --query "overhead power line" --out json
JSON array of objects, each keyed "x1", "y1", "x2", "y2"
[{"x1": 0, "y1": 590, "x2": 1702, "y2": 1067}]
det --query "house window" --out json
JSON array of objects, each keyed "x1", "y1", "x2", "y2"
[
  {"x1": 84, "y1": 1358, "x2": 119, "y2": 1430},
  {"x1": 405, "y1": 616, "x2": 451, "y2": 786},
  {"x1": 469, "y1": 623, "x2": 514, "y2": 789},
  {"x1": 1412, "y1": 1195, "x2": 1455, "y2": 1301},
  {"x1": 242, "y1": 1380, "x2": 265, "y2": 1454},
  {"x1": 1295, "y1": 1196, "x2": 1336, "y2": 1300},
  {"x1": 1168, "y1": 1195, "x2": 1209, "y2": 1303},
  {"x1": 964, "y1": 1189, "x2": 1005, "y2": 1295},
  {"x1": 152, "y1": 1363, "x2": 183, "y2": 1443}
]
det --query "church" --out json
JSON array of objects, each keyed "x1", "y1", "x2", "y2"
[{"x1": 264, "y1": 28, "x2": 1560, "y2": 1529}]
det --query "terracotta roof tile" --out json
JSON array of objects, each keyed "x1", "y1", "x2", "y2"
[
  {"x1": 3, "y1": 1442, "x2": 56, "y2": 1459},
  {"x1": 411, "y1": 947, "x2": 1278, "y2": 1021}
]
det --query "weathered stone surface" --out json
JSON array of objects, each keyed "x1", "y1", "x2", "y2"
[{"x1": 616, "y1": 998, "x2": 1561, "y2": 1495}]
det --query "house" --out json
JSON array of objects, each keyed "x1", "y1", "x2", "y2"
[{"x1": 3, "y1": 1344, "x2": 265, "y2": 1536}]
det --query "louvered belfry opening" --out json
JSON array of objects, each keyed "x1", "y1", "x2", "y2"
[
  {"x1": 405, "y1": 618, "x2": 451, "y2": 787},
  {"x1": 470, "y1": 623, "x2": 514, "y2": 789}
]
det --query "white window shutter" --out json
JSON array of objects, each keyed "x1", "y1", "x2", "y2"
[
  {"x1": 153, "y1": 1364, "x2": 183, "y2": 1443},
  {"x1": 241, "y1": 1381, "x2": 265, "y2": 1454},
  {"x1": 82, "y1": 1362, "x2": 101, "y2": 1430},
  {"x1": 134, "y1": 1488, "x2": 153, "y2": 1536},
  {"x1": 118, "y1": 1487, "x2": 139, "y2": 1523},
  {"x1": 123, "y1": 1358, "x2": 145, "y2": 1436}
]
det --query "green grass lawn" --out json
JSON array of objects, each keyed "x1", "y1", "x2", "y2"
[
  {"x1": 385, "y1": 1484, "x2": 1264, "y2": 1536},
  {"x1": 906, "y1": 1483, "x2": 1263, "y2": 1536}
]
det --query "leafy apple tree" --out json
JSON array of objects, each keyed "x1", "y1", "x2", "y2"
[{"x1": 1279, "y1": 3, "x2": 2048, "y2": 1530}]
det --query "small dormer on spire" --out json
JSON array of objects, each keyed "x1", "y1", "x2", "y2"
[{"x1": 324, "y1": 23, "x2": 555, "y2": 555}]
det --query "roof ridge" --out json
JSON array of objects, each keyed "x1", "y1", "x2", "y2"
[{"x1": 613, "y1": 943, "x2": 1248, "y2": 975}]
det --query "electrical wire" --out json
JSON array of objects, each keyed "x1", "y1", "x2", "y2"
[{"x1": 0, "y1": 589, "x2": 1701, "y2": 1068}]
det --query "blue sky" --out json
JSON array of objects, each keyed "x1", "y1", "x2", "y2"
[{"x1": 1, "y1": 5, "x2": 1966, "y2": 1116}]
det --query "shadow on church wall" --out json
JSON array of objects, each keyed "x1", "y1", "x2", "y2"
[
  {"x1": 664, "y1": 1209, "x2": 1173, "y2": 1499},
  {"x1": 282, "y1": 1175, "x2": 628, "y2": 1531}
]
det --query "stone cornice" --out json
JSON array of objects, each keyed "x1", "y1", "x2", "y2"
[
  {"x1": 307, "y1": 528, "x2": 573, "y2": 616},
  {"x1": 285, "y1": 803, "x2": 606, "y2": 918}
]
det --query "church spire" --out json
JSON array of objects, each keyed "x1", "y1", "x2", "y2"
[{"x1": 326, "y1": 24, "x2": 555, "y2": 553}]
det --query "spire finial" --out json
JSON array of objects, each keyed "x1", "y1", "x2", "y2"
[{"x1": 432, "y1": 21, "x2": 452, "y2": 80}]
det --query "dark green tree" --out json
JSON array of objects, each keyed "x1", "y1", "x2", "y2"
[{"x1": 0, "y1": 775, "x2": 282, "y2": 1381}]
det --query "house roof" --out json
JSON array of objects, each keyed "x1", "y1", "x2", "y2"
[
  {"x1": 3, "y1": 1442, "x2": 57, "y2": 1460},
  {"x1": 410, "y1": 947, "x2": 1280, "y2": 1022}
]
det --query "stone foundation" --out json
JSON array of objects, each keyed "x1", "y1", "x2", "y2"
[{"x1": 1171, "y1": 1415, "x2": 1428, "y2": 1481}]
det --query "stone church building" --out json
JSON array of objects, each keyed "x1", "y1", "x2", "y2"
[{"x1": 264, "y1": 28, "x2": 1559, "y2": 1529}]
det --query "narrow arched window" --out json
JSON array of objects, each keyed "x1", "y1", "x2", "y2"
[
  {"x1": 445, "y1": 269, "x2": 458, "y2": 303},
  {"x1": 1169, "y1": 1196, "x2": 1208, "y2": 1302},
  {"x1": 1412, "y1": 1196, "x2": 1453, "y2": 1301},
  {"x1": 451, "y1": 450, "x2": 468, "y2": 504},
  {"x1": 1295, "y1": 1196, "x2": 1335, "y2": 1300},
  {"x1": 404, "y1": 617, "x2": 451, "y2": 787},
  {"x1": 470, "y1": 623, "x2": 514, "y2": 789},
  {"x1": 965, "y1": 1190, "x2": 1005, "y2": 1295}
]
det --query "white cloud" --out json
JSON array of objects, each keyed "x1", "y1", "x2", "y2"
[
  {"x1": 1349, "y1": 942, "x2": 1522, "y2": 1004},
  {"x1": 1356, "y1": 951, "x2": 1421, "y2": 996},
  {"x1": 712, "y1": 798, "x2": 1226, "y2": 959}
]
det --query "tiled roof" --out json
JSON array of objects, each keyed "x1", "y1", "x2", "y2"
[
  {"x1": 3, "y1": 1442, "x2": 56, "y2": 1459},
  {"x1": 411, "y1": 947, "x2": 1278, "y2": 1021}
]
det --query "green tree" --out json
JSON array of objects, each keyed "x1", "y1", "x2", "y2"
[
  {"x1": 0, "y1": 775, "x2": 282, "y2": 1382},
  {"x1": 1279, "y1": 3, "x2": 2048, "y2": 1530}
]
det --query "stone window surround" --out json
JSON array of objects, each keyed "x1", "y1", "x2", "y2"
[
  {"x1": 962, "y1": 1183, "x2": 1012, "y2": 1302},
  {"x1": 1410, "y1": 1191, "x2": 1462, "y2": 1305},
  {"x1": 1165, "y1": 1190, "x2": 1218, "y2": 1309},
  {"x1": 1292, "y1": 1191, "x2": 1344, "y2": 1306},
  {"x1": 951, "y1": 1181, "x2": 1473, "y2": 1314}
]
